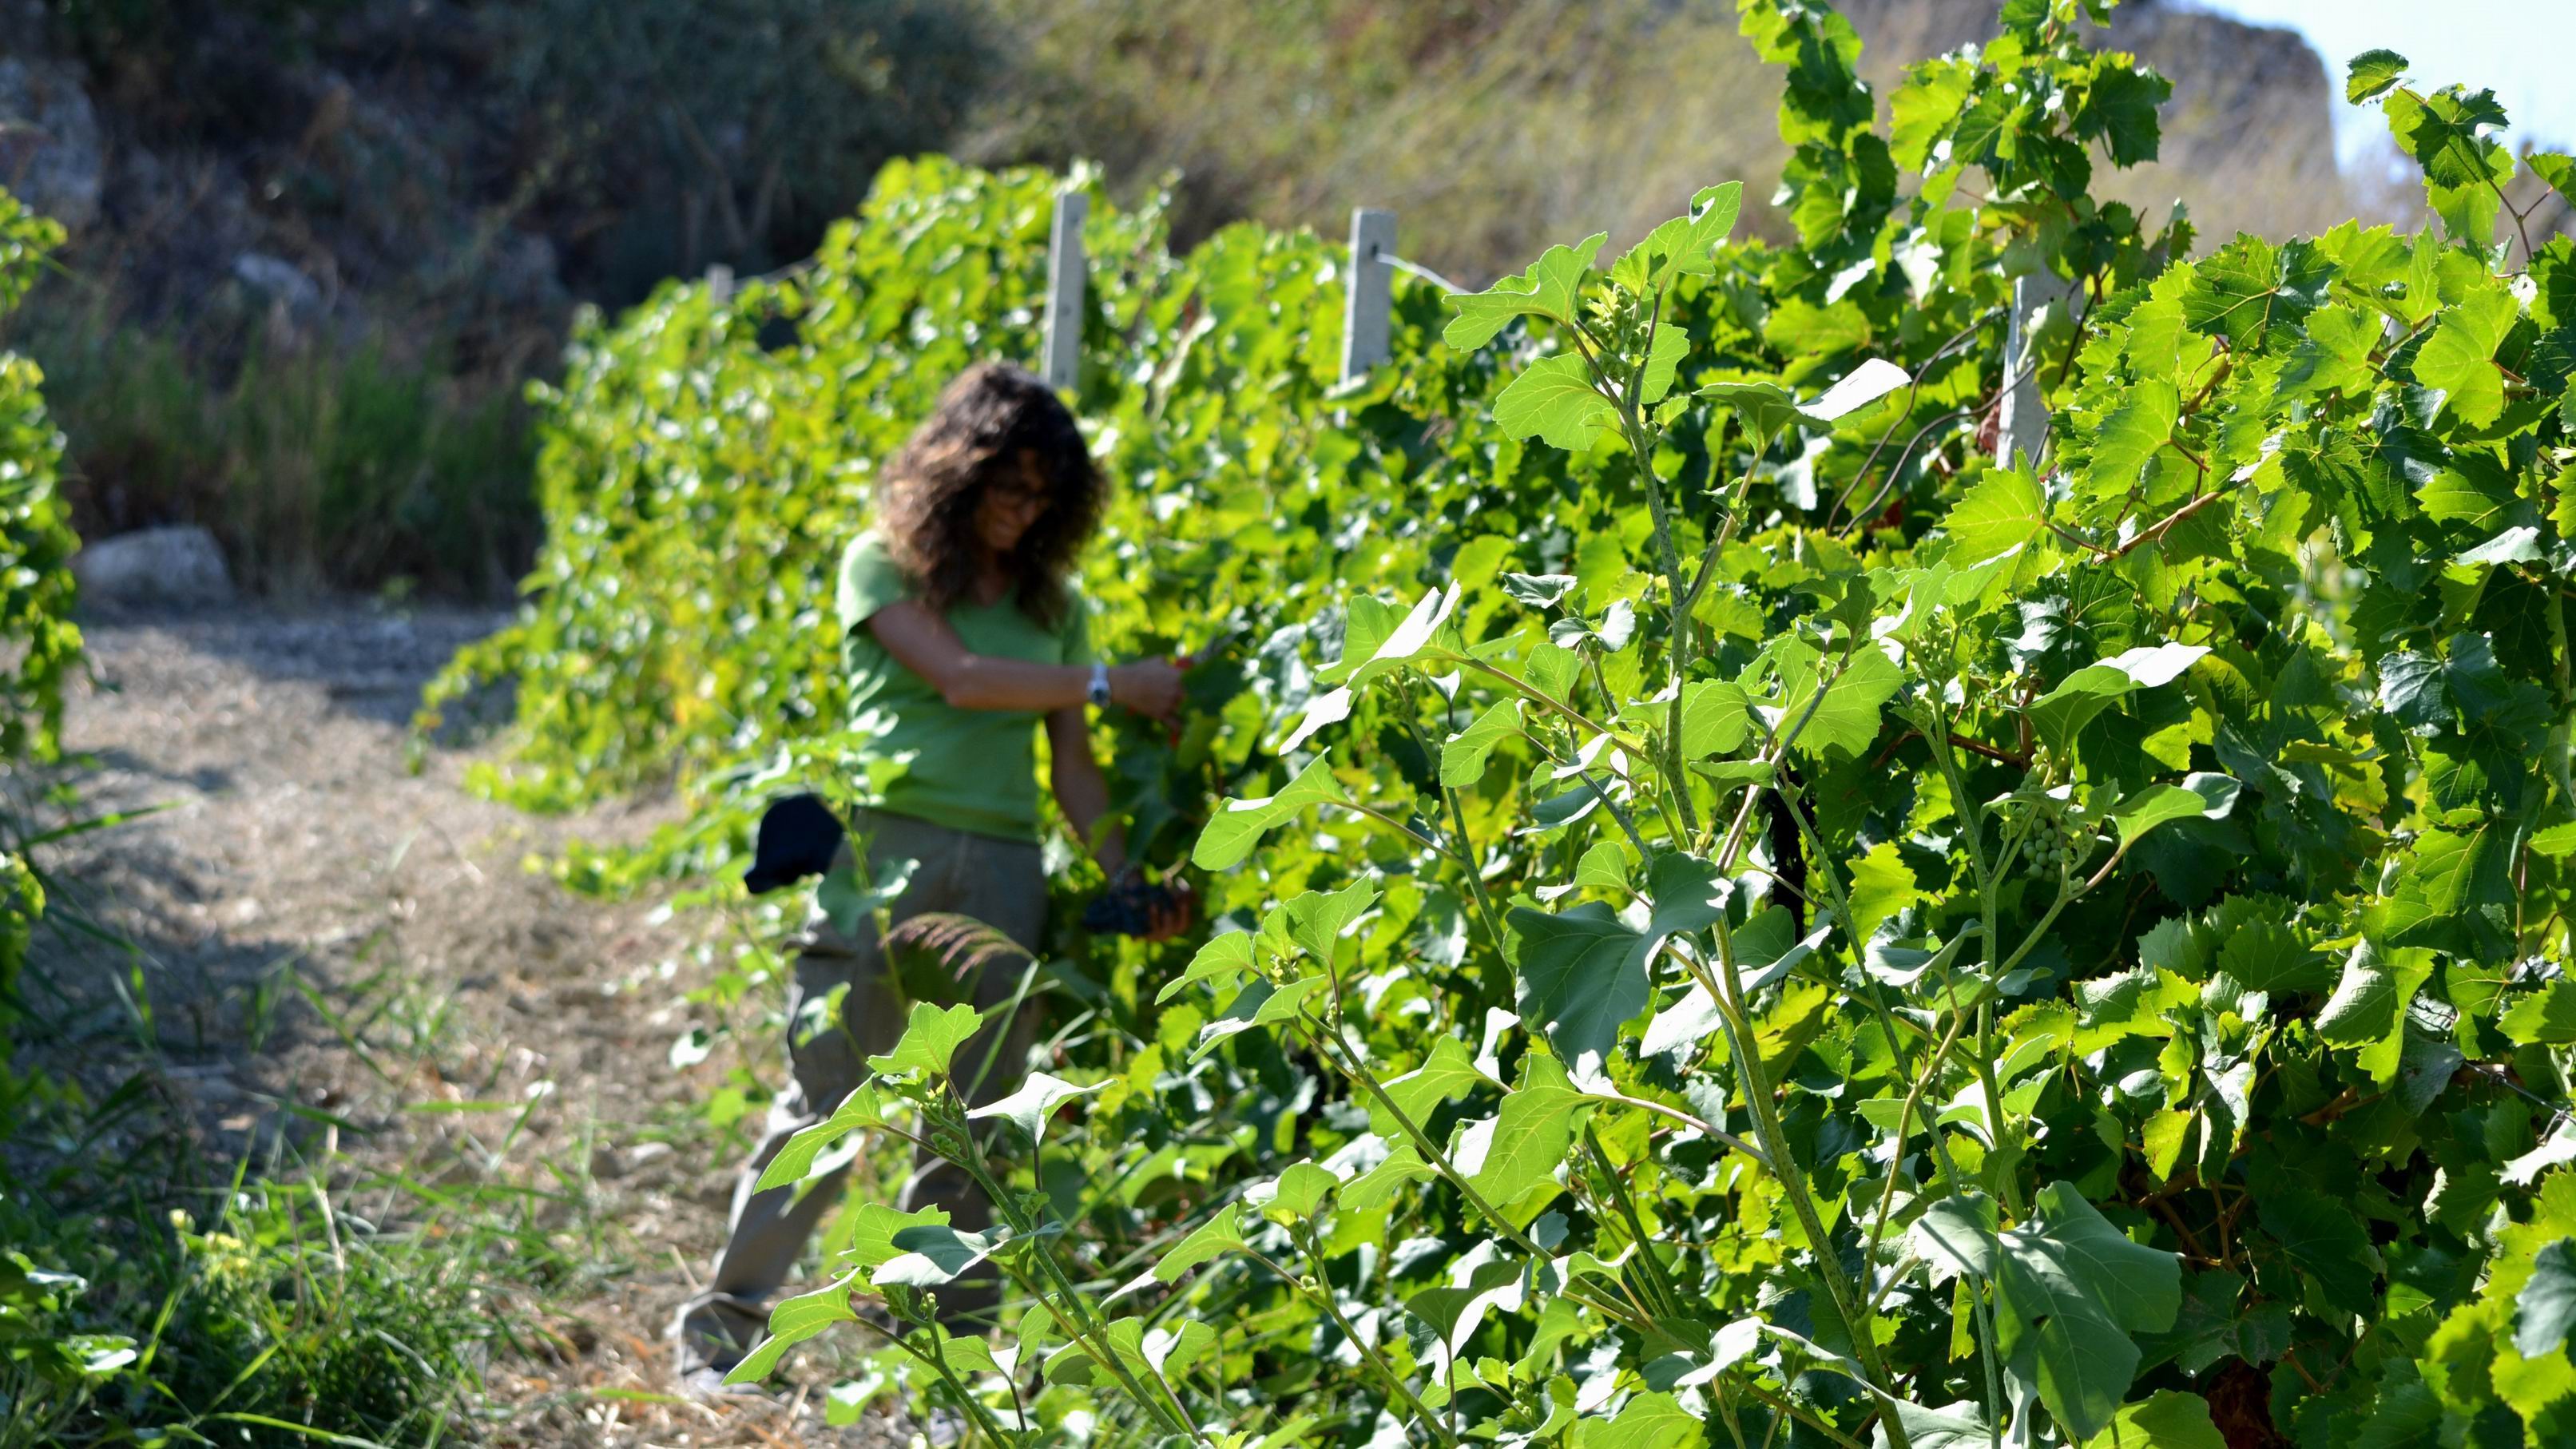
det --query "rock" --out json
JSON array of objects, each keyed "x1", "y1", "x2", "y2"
[
  {"x1": 0, "y1": 57, "x2": 101, "y2": 234},
  {"x1": 232, "y1": 252, "x2": 326, "y2": 324},
  {"x1": 71, "y1": 525, "x2": 234, "y2": 609}
]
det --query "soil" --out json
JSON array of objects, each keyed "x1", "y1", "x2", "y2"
[{"x1": 27, "y1": 601, "x2": 904, "y2": 1447}]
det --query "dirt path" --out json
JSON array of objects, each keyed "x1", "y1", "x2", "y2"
[{"x1": 32, "y1": 603, "x2": 899, "y2": 1447}]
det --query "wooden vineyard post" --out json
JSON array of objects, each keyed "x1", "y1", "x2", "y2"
[
  {"x1": 1340, "y1": 208, "x2": 1397, "y2": 387},
  {"x1": 1042, "y1": 189, "x2": 1090, "y2": 395},
  {"x1": 1996, "y1": 272, "x2": 2070, "y2": 471}
]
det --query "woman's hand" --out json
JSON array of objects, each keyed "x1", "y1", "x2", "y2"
[
  {"x1": 1139, "y1": 875, "x2": 1197, "y2": 943},
  {"x1": 1108, "y1": 659, "x2": 1187, "y2": 721}
]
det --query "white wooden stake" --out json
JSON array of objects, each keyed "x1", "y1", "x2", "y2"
[
  {"x1": 1340, "y1": 208, "x2": 1397, "y2": 386},
  {"x1": 1042, "y1": 190, "x2": 1089, "y2": 395},
  {"x1": 1996, "y1": 273, "x2": 2068, "y2": 472},
  {"x1": 706, "y1": 264, "x2": 735, "y2": 305}
]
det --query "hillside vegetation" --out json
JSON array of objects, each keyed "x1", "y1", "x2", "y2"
[{"x1": 0, "y1": 0, "x2": 2413, "y2": 597}]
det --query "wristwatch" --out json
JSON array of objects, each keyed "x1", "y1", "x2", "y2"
[{"x1": 1087, "y1": 662, "x2": 1112, "y2": 709}]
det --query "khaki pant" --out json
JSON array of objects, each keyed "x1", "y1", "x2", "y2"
[{"x1": 675, "y1": 810, "x2": 1047, "y2": 1371}]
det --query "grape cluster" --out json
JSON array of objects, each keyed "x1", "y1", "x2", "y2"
[
  {"x1": 1082, "y1": 875, "x2": 1184, "y2": 936},
  {"x1": 2031, "y1": 804, "x2": 2090, "y2": 877}
]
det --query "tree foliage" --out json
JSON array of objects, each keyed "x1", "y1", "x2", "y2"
[{"x1": 445, "y1": 2, "x2": 2576, "y2": 1443}]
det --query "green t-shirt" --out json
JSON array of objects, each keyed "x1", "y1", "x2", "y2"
[{"x1": 835, "y1": 533, "x2": 1094, "y2": 842}]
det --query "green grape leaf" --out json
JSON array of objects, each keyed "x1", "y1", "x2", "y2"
[
  {"x1": 753, "y1": 1085, "x2": 887, "y2": 1192},
  {"x1": 1775, "y1": 644, "x2": 1903, "y2": 760},
  {"x1": 2316, "y1": 939, "x2": 2434, "y2": 1082},
  {"x1": 1444, "y1": 233, "x2": 1609, "y2": 349},
  {"x1": 847, "y1": 1204, "x2": 951, "y2": 1272},
  {"x1": 2111, "y1": 774, "x2": 2241, "y2": 846},
  {"x1": 965, "y1": 1071, "x2": 1105, "y2": 1144},
  {"x1": 2347, "y1": 49, "x2": 2408, "y2": 103},
  {"x1": 1944, "y1": 466, "x2": 2051, "y2": 566},
  {"x1": 2500, "y1": 981, "x2": 2576, "y2": 1046},
  {"x1": 864, "y1": 1002, "x2": 990, "y2": 1079},
  {"x1": 2252, "y1": 1186, "x2": 2378, "y2": 1316},
  {"x1": 2074, "y1": 62, "x2": 2169, "y2": 169},
  {"x1": 1193, "y1": 755, "x2": 1353, "y2": 871},
  {"x1": 2415, "y1": 285, "x2": 2521, "y2": 427},
  {"x1": 2082, "y1": 380, "x2": 2181, "y2": 507},
  {"x1": 1697, "y1": 379, "x2": 1807, "y2": 442},
  {"x1": 2532, "y1": 153, "x2": 2576, "y2": 207},
  {"x1": 2514, "y1": 1240, "x2": 2576, "y2": 1359}
]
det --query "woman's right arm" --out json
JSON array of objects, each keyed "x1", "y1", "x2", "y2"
[{"x1": 867, "y1": 601, "x2": 1185, "y2": 719}]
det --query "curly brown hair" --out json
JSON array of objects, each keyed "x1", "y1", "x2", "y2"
[{"x1": 873, "y1": 361, "x2": 1103, "y2": 627}]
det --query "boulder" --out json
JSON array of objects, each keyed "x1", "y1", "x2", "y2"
[
  {"x1": 0, "y1": 57, "x2": 101, "y2": 234},
  {"x1": 71, "y1": 525, "x2": 234, "y2": 609}
]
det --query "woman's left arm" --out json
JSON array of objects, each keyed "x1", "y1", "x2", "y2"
[
  {"x1": 1046, "y1": 705, "x2": 1127, "y2": 877},
  {"x1": 1046, "y1": 706, "x2": 1191, "y2": 940}
]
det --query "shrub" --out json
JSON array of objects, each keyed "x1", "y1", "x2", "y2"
[{"x1": 451, "y1": 2, "x2": 2576, "y2": 1444}]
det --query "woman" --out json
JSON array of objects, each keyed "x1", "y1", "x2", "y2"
[{"x1": 675, "y1": 361, "x2": 1190, "y2": 1383}]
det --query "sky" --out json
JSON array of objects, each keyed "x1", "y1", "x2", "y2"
[{"x1": 2186, "y1": 0, "x2": 2576, "y2": 164}]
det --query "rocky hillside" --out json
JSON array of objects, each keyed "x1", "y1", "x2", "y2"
[{"x1": 0, "y1": 0, "x2": 2377, "y2": 593}]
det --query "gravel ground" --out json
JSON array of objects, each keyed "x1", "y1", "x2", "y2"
[{"x1": 27, "y1": 602, "x2": 906, "y2": 1447}]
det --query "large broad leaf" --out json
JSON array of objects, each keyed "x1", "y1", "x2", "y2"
[
  {"x1": 2026, "y1": 645, "x2": 2208, "y2": 756},
  {"x1": 2111, "y1": 774, "x2": 2241, "y2": 847},
  {"x1": 1509, "y1": 853, "x2": 1732, "y2": 1074},
  {"x1": 754, "y1": 1086, "x2": 887, "y2": 1192},
  {"x1": 1444, "y1": 233, "x2": 1609, "y2": 349},
  {"x1": 1574, "y1": 1390, "x2": 1706, "y2": 1449},
  {"x1": 965, "y1": 1071, "x2": 1105, "y2": 1144},
  {"x1": 1371, "y1": 1034, "x2": 1496, "y2": 1137},
  {"x1": 1875, "y1": 1399, "x2": 1991, "y2": 1449},
  {"x1": 1193, "y1": 756, "x2": 1353, "y2": 870},
  {"x1": 864, "y1": 1002, "x2": 990, "y2": 1080},
  {"x1": 1153, "y1": 1203, "x2": 1247, "y2": 1284},
  {"x1": 1193, "y1": 975, "x2": 1325, "y2": 1059},
  {"x1": 1697, "y1": 357, "x2": 1908, "y2": 444},
  {"x1": 1771, "y1": 643, "x2": 1903, "y2": 759},
  {"x1": 1613, "y1": 181, "x2": 1744, "y2": 290},
  {"x1": 724, "y1": 1273, "x2": 863, "y2": 1383},
  {"x1": 1991, "y1": 1183, "x2": 2184, "y2": 1443},
  {"x1": 875, "y1": 1221, "x2": 1009, "y2": 1288},
  {"x1": 1157, "y1": 930, "x2": 1256, "y2": 1005},
  {"x1": 1507, "y1": 903, "x2": 1649, "y2": 1078},
  {"x1": 1282, "y1": 877, "x2": 1380, "y2": 973},
  {"x1": 2501, "y1": 982, "x2": 2576, "y2": 1046},
  {"x1": 1454, "y1": 1054, "x2": 1590, "y2": 1205},
  {"x1": 1443, "y1": 698, "x2": 1525, "y2": 786},
  {"x1": 2316, "y1": 939, "x2": 2434, "y2": 1082},
  {"x1": 2079, "y1": 1391, "x2": 2225, "y2": 1449},
  {"x1": 1496, "y1": 353, "x2": 1617, "y2": 452}
]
